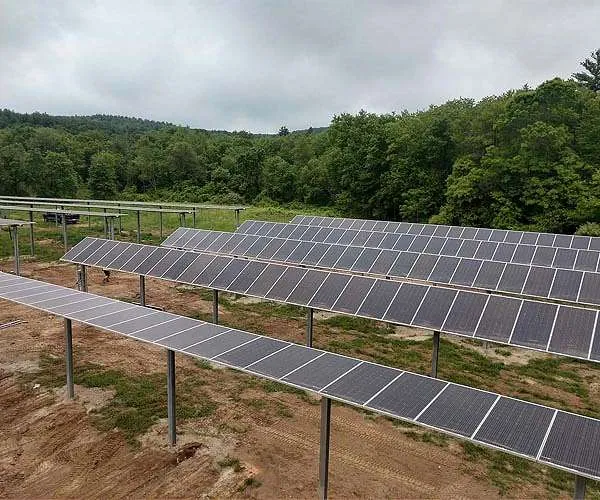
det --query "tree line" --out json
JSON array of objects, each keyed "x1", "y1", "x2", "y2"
[{"x1": 1, "y1": 50, "x2": 599, "y2": 234}]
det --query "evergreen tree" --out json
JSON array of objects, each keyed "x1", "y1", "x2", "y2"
[{"x1": 572, "y1": 49, "x2": 600, "y2": 91}]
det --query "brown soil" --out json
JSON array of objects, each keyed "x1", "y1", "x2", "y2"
[{"x1": 0, "y1": 260, "x2": 560, "y2": 498}]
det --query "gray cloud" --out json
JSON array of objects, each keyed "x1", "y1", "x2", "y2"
[{"x1": 1, "y1": 0, "x2": 598, "y2": 132}]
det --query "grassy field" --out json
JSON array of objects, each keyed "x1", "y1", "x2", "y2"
[{"x1": 2, "y1": 203, "x2": 600, "y2": 497}]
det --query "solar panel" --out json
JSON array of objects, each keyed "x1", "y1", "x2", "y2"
[
  {"x1": 252, "y1": 220, "x2": 600, "y2": 269},
  {"x1": 62, "y1": 238, "x2": 600, "y2": 364},
  {"x1": 160, "y1": 228, "x2": 600, "y2": 307},
  {"x1": 290, "y1": 216, "x2": 598, "y2": 251},
  {"x1": 6, "y1": 271, "x2": 600, "y2": 480}
]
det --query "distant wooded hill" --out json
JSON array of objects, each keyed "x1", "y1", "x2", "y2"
[{"x1": 1, "y1": 77, "x2": 599, "y2": 235}]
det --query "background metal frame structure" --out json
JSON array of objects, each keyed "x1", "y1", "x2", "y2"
[
  {"x1": 0, "y1": 205, "x2": 123, "y2": 252},
  {"x1": 0, "y1": 218, "x2": 34, "y2": 275},
  {"x1": 0, "y1": 195, "x2": 246, "y2": 230}
]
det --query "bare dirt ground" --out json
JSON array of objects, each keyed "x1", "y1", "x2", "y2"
[{"x1": 0, "y1": 260, "x2": 562, "y2": 498}]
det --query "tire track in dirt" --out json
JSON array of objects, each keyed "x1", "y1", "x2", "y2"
[
  {"x1": 255, "y1": 423, "x2": 437, "y2": 495},
  {"x1": 290, "y1": 403, "x2": 458, "y2": 468}
]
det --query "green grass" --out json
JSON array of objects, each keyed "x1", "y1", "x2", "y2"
[
  {"x1": 237, "y1": 476, "x2": 262, "y2": 491},
  {"x1": 21, "y1": 354, "x2": 218, "y2": 446},
  {"x1": 320, "y1": 315, "x2": 395, "y2": 336},
  {"x1": 217, "y1": 456, "x2": 244, "y2": 472}
]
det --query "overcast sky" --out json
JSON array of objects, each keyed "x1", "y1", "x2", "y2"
[{"x1": 1, "y1": 0, "x2": 598, "y2": 132}]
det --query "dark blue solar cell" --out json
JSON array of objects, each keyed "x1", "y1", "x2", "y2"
[
  {"x1": 407, "y1": 235, "x2": 429, "y2": 253},
  {"x1": 474, "y1": 241, "x2": 497, "y2": 260},
  {"x1": 440, "y1": 239, "x2": 462, "y2": 256},
  {"x1": 383, "y1": 283, "x2": 428, "y2": 325},
  {"x1": 473, "y1": 261, "x2": 505, "y2": 289},
  {"x1": 456, "y1": 240, "x2": 479, "y2": 258},
  {"x1": 442, "y1": 291, "x2": 488, "y2": 336},
  {"x1": 388, "y1": 252, "x2": 419, "y2": 277},
  {"x1": 351, "y1": 248, "x2": 381, "y2": 273},
  {"x1": 429, "y1": 256, "x2": 460, "y2": 283},
  {"x1": 451, "y1": 259, "x2": 482, "y2": 286},
  {"x1": 309, "y1": 273, "x2": 352, "y2": 310},
  {"x1": 510, "y1": 301, "x2": 557, "y2": 349},
  {"x1": 358, "y1": 280, "x2": 401, "y2": 319},
  {"x1": 512, "y1": 245, "x2": 535, "y2": 265},
  {"x1": 393, "y1": 234, "x2": 416, "y2": 251}
]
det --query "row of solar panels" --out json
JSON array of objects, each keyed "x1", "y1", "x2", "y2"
[
  {"x1": 162, "y1": 227, "x2": 600, "y2": 307},
  {"x1": 63, "y1": 237, "x2": 600, "y2": 362},
  {"x1": 1, "y1": 270, "x2": 599, "y2": 480},
  {"x1": 290, "y1": 215, "x2": 600, "y2": 251},
  {"x1": 235, "y1": 221, "x2": 600, "y2": 274}
]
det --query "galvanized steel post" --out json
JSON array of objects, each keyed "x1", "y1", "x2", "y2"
[
  {"x1": 167, "y1": 349, "x2": 176, "y2": 446},
  {"x1": 306, "y1": 307, "x2": 314, "y2": 347},
  {"x1": 137, "y1": 210, "x2": 142, "y2": 243},
  {"x1": 213, "y1": 289, "x2": 219, "y2": 324},
  {"x1": 11, "y1": 226, "x2": 20, "y2": 276},
  {"x1": 574, "y1": 475, "x2": 586, "y2": 500},
  {"x1": 431, "y1": 331, "x2": 440, "y2": 378},
  {"x1": 319, "y1": 397, "x2": 331, "y2": 500},
  {"x1": 77, "y1": 264, "x2": 88, "y2": 292},
  {"x1": 140, "y1": 275, "x2": 146, "y2": 307},
  {"x1": 62, "y1": 215, "x2": 68, "y2": 253},
  {"x1": 28, "y1": 207, "x2": 35, "y2": 256},
  {"x1": 65, "y1": 318, "x2": 74, "y2": 399}
]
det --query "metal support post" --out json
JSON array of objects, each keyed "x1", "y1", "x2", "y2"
[
  {"x1": 103, "y1": 208, "x2": 108, "y2": 237},
  {"x1": 212, "y1": 289, "x2": 219, "y2": 324},
  {"x1": 11, "y1": 227, "x2": 20, "y2": 276},
  {"x1": 109, "y1": 218, "x2": 115, "y2": 240},
  {"x1": 180, "y1": 212, "x2": 187, "y2": 227},
  {"x1": 159, "y1": 206, "x2": 163, "y2": 239},
  {"x1": 167, "y1": 349, "x2": 176, "y2": 446},
  {"x1": 136, "y1": 210, "x2": 141, "y2": 243},
  {"x1": 77, "y1": 264, "x2": 88, "y2": 292},
  {"x1": 574, "y1": 475, "x2": 587, "y2": 500},
  {"x1": 65, "y1": 318, "x2": 74, "y2": 399},
  {"x1": 118, "y1": 204, "x2": 122, "y2": 234},
  {"x1": 29, "y1": 208, "x2": 35, "y2": 256},
  {"x1": 140, "y1": 275, "x2": 146, "y2": 306},
  {"x1": 431, "y1": 331, "x2": 440, "y2": 378},
  {"x1": 235, "y1": 209, "x2": 240, "y2": 228},
  {"x1": 62, "y1": 215, "x2": 68, "y2": 253},
  {"x1": 319, "y1": 397, "x2": 331, "y2": 500},
  {"x1": 192, "y1": 208, "x2": 197, "y2": 228},
  {"x1": 87, "y1": 201, "x2": 91, "y2": 228},
  {"x1": 306, "y1": 307, "x2": 314, "y2": 347}
]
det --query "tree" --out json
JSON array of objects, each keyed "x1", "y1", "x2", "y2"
[
  {"x1": 278, "y1": 126, "x2": 289, "y2": 136},
  {"x1": 38, "y1": 152, "x2": 78, "y2": 197},
  {"x1": 89, "y1": 151, "x2": 119, "y2": 199},
  {"x1": 572, "y1": 49, "x2": 600, "y2": 92},
  {"x1": 0, "y1": 144, "x2": 33, "y2": 195},
  {"x1": 260, "y1": 155, "x2": 296, "y2": 202}
]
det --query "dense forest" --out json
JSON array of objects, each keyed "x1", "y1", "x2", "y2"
[{"x1": 1, "y1": 50, "x2": 600, "y2": 234}]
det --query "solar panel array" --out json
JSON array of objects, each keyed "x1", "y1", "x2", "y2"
[
  {"x1": 162, "y1": 227, "x2": 600, "y2": 307},
  {"x1": 291, "y1": 215, "x2": 600, "y2": 251},
  {"x1": 236, "y1": 221, "x2": 600, "y2": 274},
  {"x1": 1, "y1": 269, "x2": 600, "y2": 481},
  {"x1": 63, "y1": 237, "x2": 600, "y2": 362}
]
